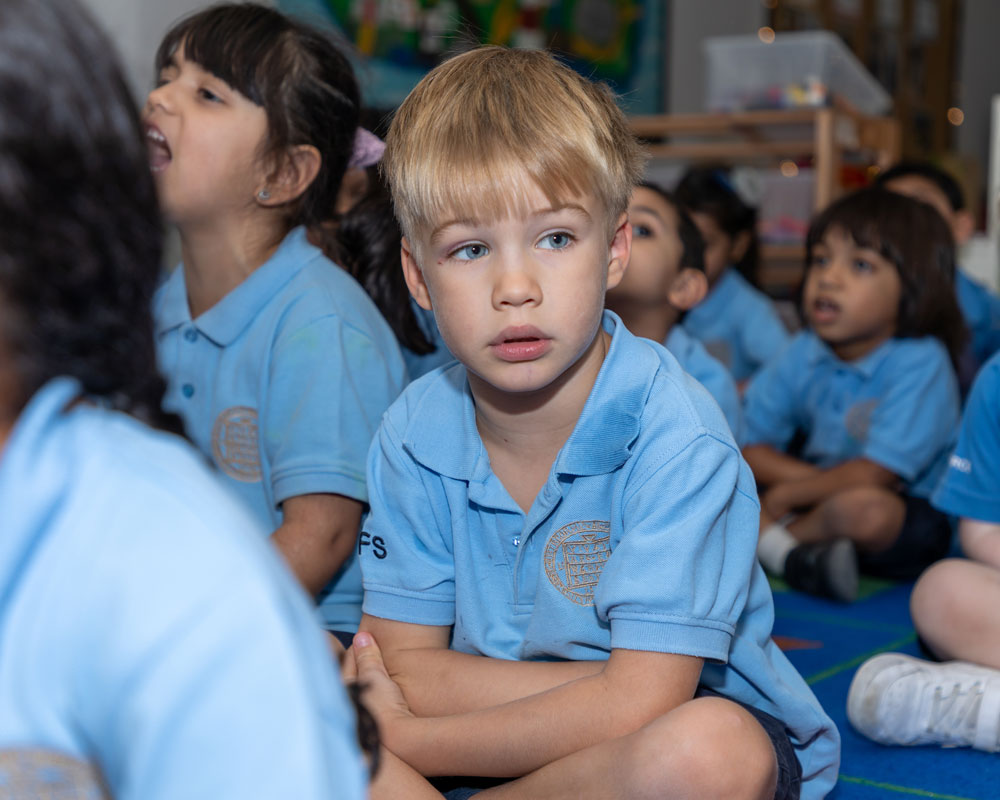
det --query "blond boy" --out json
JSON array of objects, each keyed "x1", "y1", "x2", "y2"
[{"x1": 350, "y1": 46, "x2": 837, "y2": 799}]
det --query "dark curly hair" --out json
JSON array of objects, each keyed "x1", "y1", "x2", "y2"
[
  {"x1": 156, "y1": 3, "x2": 360, "y2": 234},
  {"x1": 0, "y1": 0, "x2": 178, "y2": 432},
  {"x1": 804, "y1": 187, "x2": 968, "y2": 368}
]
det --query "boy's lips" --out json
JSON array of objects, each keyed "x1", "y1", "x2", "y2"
[
  {"x1": 144, "y1": 122, "x2": 172, "y2": 173},
  {"x1": 489, "y1": 325, "x2": 551, "y2": 362},
  {"x1": 810, "y1": 296, "x2": 841, "y2": 325}
]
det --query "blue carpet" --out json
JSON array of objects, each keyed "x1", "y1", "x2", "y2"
[{"x1": 770, "y1": 578, "x2": 1000, "y2": 799}]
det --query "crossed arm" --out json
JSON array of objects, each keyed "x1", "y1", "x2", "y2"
[
  {"x1": 744, "y1": 444, "x2": 898, "y2": 520},
  {"x1": 350, "y1": 613, "x2": 704, "y2": 778}
]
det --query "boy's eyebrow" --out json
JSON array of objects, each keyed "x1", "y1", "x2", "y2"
[
  {"x1": 429, "y1": 203, "x2": 592, "y2": 245},
  {"x1": 630, "y1": 204, "x2": 665, "y2": 222}
]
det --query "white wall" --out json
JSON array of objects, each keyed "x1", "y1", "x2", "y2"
[
  {"x1": 667, "y1": 0, "x2": 767, "y2": 113},
  {"x1": 78, "y1": 0, "x2": 273, "y2": 103}
]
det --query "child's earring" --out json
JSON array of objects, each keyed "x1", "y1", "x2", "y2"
[{"x1": 257, "y1": 188, "x2": 271, "y2": 201}]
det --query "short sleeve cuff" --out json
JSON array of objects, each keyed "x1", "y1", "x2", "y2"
[
  {"x1": 273, "y1": 469, "x2": 367, "y2": 505},
  {"x1": 933, "y1": 482, "x2": 1000, "y2": 524},
  {"x1": 609, "y1": 615, "x2": 733, "y2": 663},
  {"x1": 362, "y1": 587, "x2": 456, "y2": 627},
  {"x1": 862, "y1": 444, "x2": 919, "y2": 484}
]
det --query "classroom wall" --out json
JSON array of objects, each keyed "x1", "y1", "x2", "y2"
[{"x1": 78, "y1": 0, "x2": 273, "y2": 102}]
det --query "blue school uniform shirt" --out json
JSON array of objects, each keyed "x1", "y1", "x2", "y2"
[
  {"x1": 665, "y1": 324, "x2": 744, "y2": 445},
  {"x1": 360, "y1": 311, "x2": 839, "y2": 799},
  {"x1": 743, "y1": 330, "x2": 960, "y2": 498},
  {"x1": 154, "y1": 226, "x2": 407, "y2": 631},
  {"x1": 955, "y1": 269, "x2": 1000, "y2": 368},
  {"x1": 682, "y1": 268, "x2": 790, "y2": 382},
  {"x1": 0, "y1": 378, "x2": 366, "y2": 800},
  {"x1": 933, "y1": 351, "x2": 1000, "y2": 523}
]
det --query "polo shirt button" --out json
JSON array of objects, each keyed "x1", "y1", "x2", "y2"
[
  {"x1": 182, "y1": 383, "x2": 195, "y2": 398},
  {"x1": 512, "y1": 536, "x2": 520, "y2": 547},
  {"x1": 184, "y1": 328, "x2": 198, "y2": 342}
]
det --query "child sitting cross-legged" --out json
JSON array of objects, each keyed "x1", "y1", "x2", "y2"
[
  {"x1": 346, "y1": 46, "x2": 838, "y2": 800},
  {"x1": 606, "y1": 181, "x2": 744, "y2": 444},
  {"x1": 745, "y1": 188, "x2": 966, "y2": 603}
]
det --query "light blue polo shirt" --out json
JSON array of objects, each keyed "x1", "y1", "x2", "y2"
[
  {"x1": 933, "y1": 351, "x2": 1000, "y2": 523},
  {"x1": 360, "y1": 311, "x2": 839, "y2": 799},
  {"x1": 744, "y1": 330, "x2": 960, "y2": 499},
  {"x1": 956, "y1": 269, "x2": 1000, "y2": 369},
  {"x1": 402, "y1": 299, "x2": 455, "y2": 380},
  {"x1": 0, "y1": 378, "x2": 366, "y2": 800},
  {"x1": 154, "y1": 226, "x2": 407, "y2": 631},
  {"x1": 682, "y1": 268, "x2": 790, "y2": 382},
  {"x1": 666, "y1": 324, "x2": 744, "y2": 445}
]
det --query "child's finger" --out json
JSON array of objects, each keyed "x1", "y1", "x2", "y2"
[
  {"x1": 351, "y1": 631, "x2": 388, "y2": 678},
  {"x1": 341, "y1": 645, "x2": 358, "y2": 682}
]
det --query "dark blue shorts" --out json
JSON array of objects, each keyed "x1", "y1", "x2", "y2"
[
  {"x1": 857, "y1": 494, "x2": 952, "y2": 581},
  {"x1": 435, "y1": 687, "x2": 802, "y2": 800}
]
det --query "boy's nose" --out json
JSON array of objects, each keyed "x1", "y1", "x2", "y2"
[{"x1": 491, "y1": 258, "x2": 541, "y2": 309}]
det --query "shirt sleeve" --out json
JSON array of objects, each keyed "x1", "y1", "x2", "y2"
[
  {"x1": 740, "y1": 292, "x2": 790, "y2": 375},
  {"x1": 79, "y1": 495, "x2": 368, "y2": 800},
  {"x1": 596, "y1": 432, "x2": 761, "y2": 662},
  {"x1": 933, "y1": 355, "x2": 1000, "y2": 522},
  {"x1": 264, "y1": 315, "x2": 404, "y2": 506},
  {"x1": 742, "y1": 339, "x2": 803, "y2": 450},
  {"x1": 359, "y1": 417, "x2": 457, "y2": 626},
  {"x1": 862, "y1": 343, "x2": 960, "y2": 482}
]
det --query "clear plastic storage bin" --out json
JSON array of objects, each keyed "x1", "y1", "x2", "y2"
[{"x1": 704, "y1": 31, "x2": 892, "y2": 115}]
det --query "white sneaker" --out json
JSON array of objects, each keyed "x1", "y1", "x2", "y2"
[{"x1": 847, "y1": 653, "x2": 1000, "y2": 752}]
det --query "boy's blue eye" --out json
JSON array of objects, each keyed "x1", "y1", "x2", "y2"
[
  {"x1": 853, "y1": 258, "x2": 874, "y2": 273},
  {"x1": 538, "y1": 232, "x2": 572, "y2": 250},
  {"x1": 633, "y1": 224, "x2": 652, "y2": 238},
  {"x1": 199, "y1": 88, "x2": 222, "y2": 103},
  {"x1": 452, "y1": 243, "x2": 488, "y2": 261}
]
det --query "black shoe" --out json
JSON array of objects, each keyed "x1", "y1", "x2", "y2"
[{"x1": 784, "y1": 539, "x2": 859, "y2": 603}]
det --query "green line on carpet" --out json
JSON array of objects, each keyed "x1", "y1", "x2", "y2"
[
  {"x1": 774, "y1": 608, "x2": 913, "y2": 635},
  {"x1": 839, "y1": 774, "x2": 979, "y2": 799},
  {"x1": 769, "y1": 574, "x2": 897, "y2": 600},
  {"x1": 805, "y1": 632, "x2": 917, "y2": 685}
]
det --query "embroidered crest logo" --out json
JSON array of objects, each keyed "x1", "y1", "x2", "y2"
[
  {"x1": 845, "y1": 399, "x2": 878, "y2": 443},
  {"x1": 0, "y1": 749, "x2": 109, "y2": 799},
  {"x1": 544, "y1": 520, "x2": 611, "y2": 606},
  {"x1": 211, "y1": 406, "x2": 261, "y2": 482}
]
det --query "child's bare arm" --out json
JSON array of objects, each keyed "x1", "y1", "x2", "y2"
[
  {"x1": 958, "y1": 518, "x2": 1000, "y2": 570},
  {"x1": 359, "y1": 614, "x2": 604, "y2": 716},
  {"x1": 742, "y1": 443, "x2": 821, "y2": 488},
  {"x1": 354, "y1": 631, "x2": 703, "y2": 778},
  {"x1": 273, "y1": 493, "x2": 362, "y2": 596},
  {"x1": 763, "y1": 458, "x2": 898, "y2": 518}
]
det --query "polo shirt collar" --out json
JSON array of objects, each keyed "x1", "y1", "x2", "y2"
[
  {"x1": 154, "y1": 227, "x2": 317, "y2": 346},
  {"x1": 805, "y1": 330, "x2": 897, "y2": 378},
  {"x1": 403, "y1": 310, "x2": 656, "y2": 481}
]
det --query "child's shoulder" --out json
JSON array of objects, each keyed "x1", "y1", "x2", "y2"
[{"x1": 878, "y1": 335, "x2": 951, "y2": 373}]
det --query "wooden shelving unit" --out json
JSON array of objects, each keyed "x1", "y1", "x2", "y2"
[{"x1": 629, "y1": 106, "x2": 901, "y2": 294}]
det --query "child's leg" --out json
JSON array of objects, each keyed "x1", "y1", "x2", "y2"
[
  {"x1": 477, "y1": 697, "x2": 783, "y2": 800},
  {"x1": 369, "y1": 748, "x2": 445, "y2": 800},
  {"x1": 910, "y1": 558, "x2": 1000, "y2": 668},
  {"x1": 787, "y1": 486, "x2": 904, "y2": 551}
]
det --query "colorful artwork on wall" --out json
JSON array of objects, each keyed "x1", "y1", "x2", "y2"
[{"x1": 277, "y1": 0, "x2": 664, "y2": 113}]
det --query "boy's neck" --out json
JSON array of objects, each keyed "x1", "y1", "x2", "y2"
[
  {"x1": 606, "y1": 304, "x2": 677, "y2": 345},
  {"x1": 179, "y1": 216, "x2": 287, "y2": 319},
  {"x1": 471, "y1": 328, "x2": 611, "y2": 513}
]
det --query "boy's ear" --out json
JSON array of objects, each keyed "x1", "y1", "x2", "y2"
[
  {"x1": 668, "y1": 268, "x2": 709, "y2": 311},
  {"x1": 953, "y1": 208, "x2": 975, "y2": 247},
  {"x1": 257, "y1": 144, "x2": 322, "y2": 207},
  {"x1": 730, "y1": 229, "x2": 752, "y2": 263},
  {"x1": 605, "y1": 213, "x2": 632, "y2": 291},
  {"x1": 401, "y1": 237, "x2": 433, "y2": 311}
]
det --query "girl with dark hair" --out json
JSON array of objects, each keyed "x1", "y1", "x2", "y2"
[
  {"x1": 743, "y1": 188, "x2": 966, "y2": 603},
  {"x1": 675, "y1": 167, "x2": 790, "y2": 384},
  {"x1": 146, "y1": 3, "x2": 407, "y2": 639},
  {"x1": 0, "y1": 0, "x2": 367, "y2": 796}
]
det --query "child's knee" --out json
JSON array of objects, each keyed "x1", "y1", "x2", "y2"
[
  {"x1": 825, "y1": 487, "x2": 904, "y2": 547},
  {"x1": 911, "y1": 558, "x2": 971, "y2": 639},
  {"x1": 627, "y1": 698, "x2": 777, "y2": 800}
]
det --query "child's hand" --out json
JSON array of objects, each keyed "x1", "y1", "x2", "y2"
[
  {"x1": 351, "y1": 632, "x2": 416, "y2": 750},
  {"x1": 763, "y1": 482, "x2": 798, "y2": 520}
]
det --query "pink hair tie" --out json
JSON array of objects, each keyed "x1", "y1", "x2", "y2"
[{"x1": 348, "y1": 127, "x2": 385, "y2": 169}]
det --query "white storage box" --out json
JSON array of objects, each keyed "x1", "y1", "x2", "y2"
[{"x1": 704, "y1": 31, "x2": 892, "y2": 115}]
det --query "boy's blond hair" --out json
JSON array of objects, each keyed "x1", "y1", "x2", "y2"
[{"x1": 383, "y1": 46, "x2": 645, "y2": 242}]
